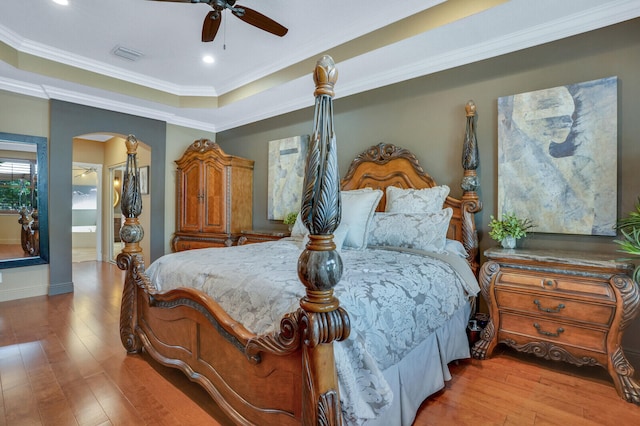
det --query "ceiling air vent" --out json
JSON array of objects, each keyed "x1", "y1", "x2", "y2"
[{"x1": 111, "y1": 45, "x2": 144, "y2": 61}]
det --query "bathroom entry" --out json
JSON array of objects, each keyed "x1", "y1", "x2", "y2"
[{"x1": 71, "y1": 162, "x2": 102, "y2": 262}]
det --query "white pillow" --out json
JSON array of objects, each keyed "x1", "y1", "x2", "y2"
[
  {"x1": 445, "y1": 239, "x2": 469, "y2": 258},
  {"x1": 301, "y1": 223, "x2": 350, "y2": 252},
  {"x1": 367, "y1": 209, "x2": 453, "y2": 253},
  {"x1": 290, "y1": 212, "x2": 307, "y2": 238},
  {"x1": 341, "y1": 188, "x2": 383, "y2": 249},
  {"x1": 385, "y1": 185, "x2": 450, "y2": 213}
]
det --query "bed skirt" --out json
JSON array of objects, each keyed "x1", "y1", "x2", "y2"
[{"x1": 362, "y1": 302, "x2": 471, "y2": 426}]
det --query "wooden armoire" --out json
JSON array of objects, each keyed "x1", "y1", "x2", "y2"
[{"x1": 171, "y1": 139, "x2": 254, "y2": 251}]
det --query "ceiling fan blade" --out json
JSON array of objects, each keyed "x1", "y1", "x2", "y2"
[
  {"x1": 202, "y1": 11, "x2": 222, "y2": 42},
  {"x1": 232, "y1": 6, "x2": 288, "y2": 37},
  {"x1": 148, "y1": 0, "x2": 196, "y2": 3}
]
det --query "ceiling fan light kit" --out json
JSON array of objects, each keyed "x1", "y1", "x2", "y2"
[{"x1": 152, "y1": 0, "x2": 288, "y2": 43}]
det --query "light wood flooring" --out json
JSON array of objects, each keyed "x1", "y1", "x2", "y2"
[
  {"x1": 0, "y1": 245, "x2": 28, "y2": 262},
  {"x1": 1, "y1": 260, "x2": 640, "y2": 425}
]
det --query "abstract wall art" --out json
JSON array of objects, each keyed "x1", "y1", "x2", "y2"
[
  {"x1": 497, "y1": 76, "x2": 618, "y2": 236},
  {"x1": 267, "y1": 135, "x2": 310, "y2": 221}
]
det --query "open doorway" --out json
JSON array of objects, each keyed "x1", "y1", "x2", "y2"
[
  {"x1": 70, "y1": 133, "x2": 152, "y2": 269},
  {"x1": 71, "y1": 162, "x2": 102, "y2": 262},
  {"x1": 109, "y1": 163, "x2": 126, "y2": 263}
]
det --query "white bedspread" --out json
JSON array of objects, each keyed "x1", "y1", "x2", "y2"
[{"x1": 146, "y1": 238, "x2": 479, "y2": 424}]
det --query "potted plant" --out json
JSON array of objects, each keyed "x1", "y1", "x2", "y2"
[
  {"x1": 283, "y1": 212, "x2": 298, "y2": 232},
  {"x1": 614, "y1": 197, "x2": 640, "y2": 282},
  {"x1": 488, "y1": 212, "x2": 534, "y2": 249}
]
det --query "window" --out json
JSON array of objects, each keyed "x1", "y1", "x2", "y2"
[{"x1": 0, "y1": 158, "x2": 37, "y2": 213}]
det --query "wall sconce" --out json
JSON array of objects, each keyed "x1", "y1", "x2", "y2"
[{"x1": 114, "y1": 176, "x2": 120, "y2": 187}]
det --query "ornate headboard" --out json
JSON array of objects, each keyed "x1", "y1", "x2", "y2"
[{"x1": 340, "y1": 140, "x2": 481, "y2": 275}]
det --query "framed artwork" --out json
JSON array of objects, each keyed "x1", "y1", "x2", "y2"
[
  {"x1": 497, "y1": 76, "x2": 618, "y2": 236},
  {"x1": 267, "y1": 135, "x2": 310, "y2": 220},
  {"x1": 139, "y1": 166, "x2": 149, "y2": 195}
]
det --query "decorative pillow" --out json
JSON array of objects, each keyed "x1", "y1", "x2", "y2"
[
  {"x1": 445, "y1": 239, "x2": 469, "y2": 258},
  {"x1": 301, "y1": 223, "x2": 350, "y2": 252},
  {"x1": 290, "y1": 212, "x2": 307, "y2": 238},
  {"x1": 367, "y1": 209, "x2": 453, "y2": 253},
  {"x1": 341, "y1": 188, "x2": 383, "y2": 249},
  {"x1": 385, "y1": 185, "x2": 450, "y2": 214}
]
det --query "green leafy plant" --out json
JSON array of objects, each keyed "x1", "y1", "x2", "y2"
[
  {"x1": 614, "y1": 197, "x2": 640, "y2": 282},
  {"x1": 488, "y1": 212, "x2": 534, "y2": 242},
  {"x1": 283, "y1": 212, "x2": 298, "y2": 225}
]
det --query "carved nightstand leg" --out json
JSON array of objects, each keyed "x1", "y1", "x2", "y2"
[
  {"x1": 610, "y1": 346, "x2": 640, "y2": 405},
  {"x1": 472, "y1": 320, "x2": 496, "y2": 359},
  {"x1": 472, "y1": 261, "x2": 500, "y2": 360}
]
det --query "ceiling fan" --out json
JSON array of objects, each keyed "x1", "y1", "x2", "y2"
[{"x1": 151, "y1": 0, "x2": 288, "y2": 43}]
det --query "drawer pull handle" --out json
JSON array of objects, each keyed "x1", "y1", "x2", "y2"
[
  {"x1": 533, "y1": 323, "x2": 564, "y2": 338},
  {"x1": 542, "y1": 279, "x2": 555, "y2": 287},
  {"x1": 533, "y1": 299, "x2": 565, "y2": 313}
]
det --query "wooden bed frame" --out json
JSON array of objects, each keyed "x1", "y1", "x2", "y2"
[{"x1": 118, "y1": 56, "x2": 481, "y2": 425}]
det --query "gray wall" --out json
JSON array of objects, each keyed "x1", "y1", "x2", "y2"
[
  {"x1": 218, "y1": 19, "x2": 640, "y2": 254},
  {"x1": 49, "y1": 101, "x2": 166, "y2": 295},
  {"x1": 216, "y1": 19, "x2": 640, "y2": 364}
]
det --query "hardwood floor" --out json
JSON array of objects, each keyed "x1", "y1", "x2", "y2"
[
  {"x1": 1, "y1": 260, "x2": 639, "y2": 425},
  {"x1": 0, "y1": 244, "x2": 27, "y2": 262}
]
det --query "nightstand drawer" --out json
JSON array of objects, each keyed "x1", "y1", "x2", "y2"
[
  {"x1": 496, "y1": 289, "x2": 615, "y2": 326},
  {"x1": 497, "y1": 270, "x2": 616, "y2": 302},
  {"x1": 500, "y1": 312, "x2": 607, "y2": 354},
  {"x1": 238, "y1": 230, "x2": 290, "y2": 245}
]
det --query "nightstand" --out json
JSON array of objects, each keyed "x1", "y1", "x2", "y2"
[
  {"x1": 472, "y1": 247, "x2": 640, "y2": 405},
  {"x1": 237, "y1": 229, "x2": 290, "y2": 245}
]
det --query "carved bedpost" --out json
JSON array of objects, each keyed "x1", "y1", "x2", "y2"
[
  {"x1": 461, "y1": 100, "x2": 482, "y2": 276},
  {"x1": 117, "y1": 135, "x2": 146, "y2": 353},
  {"x1": 297, "y1": 55, "x2": 350, "y2": 426},
  {"x1": 18, "y1": 207, "x2": 39, "y2": 256}
]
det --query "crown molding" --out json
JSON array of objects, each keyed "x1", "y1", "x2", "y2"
[
  {"x1": 0, "y1": 75, "x2": 48, "y2": 99},
  {"x1": 1, "y1": 0, "x2": 638, "y2": 133},
  {"x1": 0, "y1": 25, "x2": 218, "y2": 97},
  {"x1": 337, "y1": 0, "x2": 640, "y2": 100}
]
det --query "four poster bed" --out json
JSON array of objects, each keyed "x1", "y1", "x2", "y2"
[{"x1": 118, "y1": 56, "x2": 482, "y2": 425}]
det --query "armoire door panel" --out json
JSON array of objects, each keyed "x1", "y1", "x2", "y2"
[
  {"x1": 202, "y1": 162, "x2": 226, "y2": 233},
  {"x1": 181, "y1": 162, "x2": 203, "y2": 232}
]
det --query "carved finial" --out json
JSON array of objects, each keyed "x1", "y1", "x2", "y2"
[
  {"x1": 313, "y1": 55, "x2": 338, "y2": 97},
  {"x1": 125, "y1": 134, "x2": 139, "y2": 154},
  {"x1": 465, "y1": 100, "x2": 476, "y2": 117}
]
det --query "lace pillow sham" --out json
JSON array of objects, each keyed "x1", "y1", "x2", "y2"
[
  {"x1": 385, "y1": 185, "x2": 450, "y2": 214},
  {"x1": 368, "y1": 209, "x2": 453, "y2": 253}
]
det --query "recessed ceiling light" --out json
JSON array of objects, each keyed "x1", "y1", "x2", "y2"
[
  {"x1": 52, "y1": 0, "x2": 69, "y2": 5},
  {"x1": 203, "y1": 55, "x2": 215, "y2": 64}
]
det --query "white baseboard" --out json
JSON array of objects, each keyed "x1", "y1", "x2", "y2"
[{"x1": 0, "y1": 284, "x2": 47, "y2": 302}]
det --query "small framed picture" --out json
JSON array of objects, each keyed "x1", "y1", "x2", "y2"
[{"x1": 139, "y1": 166, "x2": 149, "y2": 195}]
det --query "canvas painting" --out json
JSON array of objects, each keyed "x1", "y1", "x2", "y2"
[
  {"x1": 497, "y1": 76, "x2": 618, "y2": 236},
  {"x1": 268, "y1": 135, "x2": 310, "y2": 220}
]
